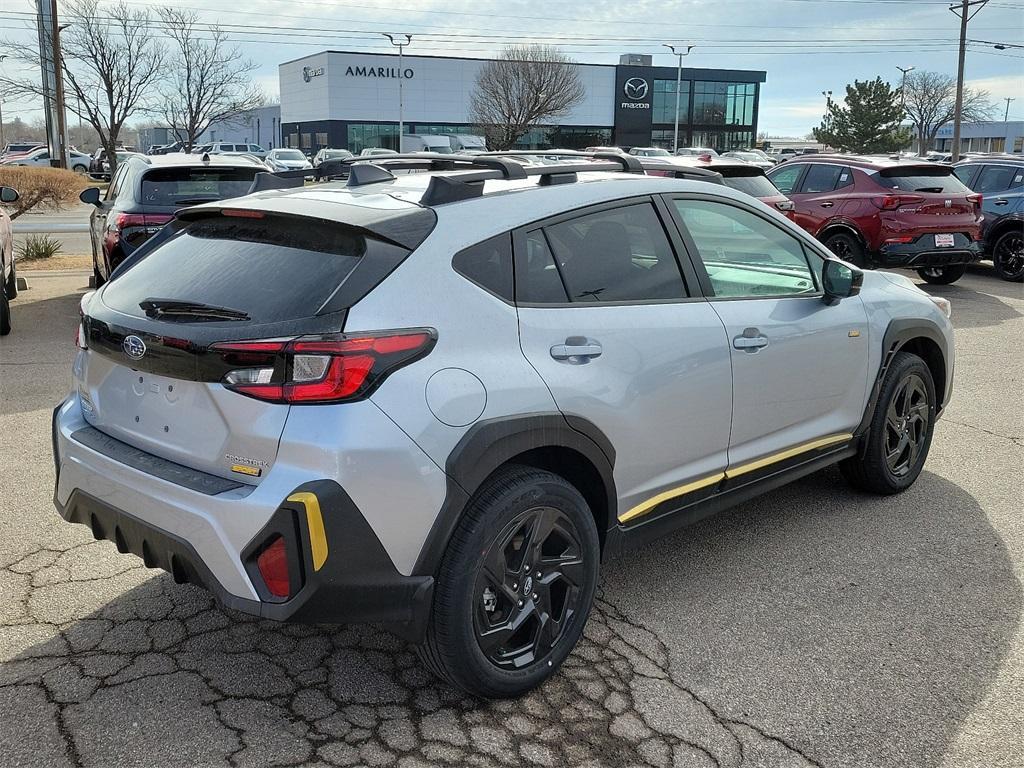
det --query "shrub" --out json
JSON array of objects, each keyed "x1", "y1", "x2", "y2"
[
  {"x1": 16, "y1": 234, "x2": 63, "y2": 261},
  {"x1": 0, "y1": 166, "x2": 90, "y2": 220}
]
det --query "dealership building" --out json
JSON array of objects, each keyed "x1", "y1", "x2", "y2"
[{"x1": 278, "y1": 51, "x2": 766, "y2": 154}]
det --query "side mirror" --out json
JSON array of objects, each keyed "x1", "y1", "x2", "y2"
[
  {"x1": 822, "y1": 259, "x2": 863, "y2": 305},
  {"x1": 79, "y1": 187, "x2": 102, "y2": 207},
  {"x1": 0, "y1": 186, "x2": 18, "y2": 204}
]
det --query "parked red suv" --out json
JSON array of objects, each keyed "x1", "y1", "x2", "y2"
[
  {"x1": 641, "y1": 156, "x2": 796, "y2": 218},
  {"x1": 767, "y1": 155, "x2": 983, "y2": 284}
]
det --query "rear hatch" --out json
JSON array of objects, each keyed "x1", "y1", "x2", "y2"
[
  {"x1": 872, "y1": 164, "x2": 982, "y2": 233},
  {"x1": 79, "y1": 205, "x2": 431, "y2": 483}
]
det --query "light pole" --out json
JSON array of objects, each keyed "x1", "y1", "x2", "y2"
[
  {"x1": 663, "y1": 44, "x2": 693, "y2": 153},
  {"x1": 896, "y1": 66, "x2": 915, "y2": 113},
  {"x1": 383, "y1": 33, "x2": 412, "y2": 151},
  {"x1": 0, "y1": 55, "x2": 7, "y2": 150}
]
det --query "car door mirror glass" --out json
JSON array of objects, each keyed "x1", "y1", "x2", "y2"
[
  {"x1": 822, "y1": 259, "x2": 862, "y2": 303},
  {"x1": 0, "y1": 186, "x2": 19, "y2": 204},
  {"x1": 79, "y1": 187, "x2": 102, "y2": 207}
]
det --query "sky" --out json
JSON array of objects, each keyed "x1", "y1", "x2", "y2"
[{"x1": 1, "y1": 0, "x2": 1022, "y2": 137}]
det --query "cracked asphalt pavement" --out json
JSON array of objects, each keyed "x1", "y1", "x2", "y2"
[{"x1": 1, "y1": 268, "x2": 1022, "y2": 768}]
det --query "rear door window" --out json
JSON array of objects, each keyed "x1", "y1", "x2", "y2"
[
  {"x1": 799, "y1": 164, "x2": 843, "y2": 193},
  {"x1": 975, "y1": 165, "x2": 1017, "y2": 194},
  {"x1": 542, "y1": 203, "x2": 687, "y2": 302},
  {"x1": 101, "y1": 215, "x2": 406, "y2": 323},
  {"x1": 140, "y1": 167, "x2": 260, "y2": 206}
]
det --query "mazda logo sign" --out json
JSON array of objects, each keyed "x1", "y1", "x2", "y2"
[
  {"x1": 122, "y1": 335, "x2": 146, "y2": 361},
  {"x1": 624, "y1": 78, "x2": 649, "y2": 100}
]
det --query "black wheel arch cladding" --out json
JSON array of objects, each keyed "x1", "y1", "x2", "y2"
[{"x1": 412, "y1": 412, "x2": 617, "y2": 578}]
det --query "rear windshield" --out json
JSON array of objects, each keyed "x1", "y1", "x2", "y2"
[
  {"x1": 140, "y1": 167, "x2": 260, "y2": 206},
  {"x1": 720, "y1": 173, "x2": 780, "y2": 198},
  {"x1": 101, "y1": 215, "x2": 403, "y2": 323},
  {"x1": 276, "y1": 150, "x2": 306, "y2": 160},
  {"x1": 875, "y1": 167, "x2": 969, "y2": 194}
]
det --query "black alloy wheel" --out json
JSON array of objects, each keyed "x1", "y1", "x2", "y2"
[
  {"x1": 473, "y1": 505, "x2": 585, "y2": 670},
  {"x1": 993, "y1": 230, "x2": 1024, "y2": 282},
  {"x1": 823, "y1": 232, "x2": 866, "y2": 268},
  {"x1": 418, "y1": 464, "x2": 600, "y2": 698},
  {"x1": 883, "y1": 373, "x2": 930, "y2": 478}
]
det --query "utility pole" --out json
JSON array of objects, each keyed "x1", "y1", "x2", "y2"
[
  {"x1": 950, "y1": 0, "x2": 989, "y2": 163},
  {"x1": 1004, "y1": 97, "x2": 1015, "y2": 122},
  {"x1": 383, "y1": 34, "x2": 412, "y2": 151},
  {"x1": 663, "y1": 44, "x2": 694, "y2": 153},
  {"x1": 0, "y1": 55, "x2": 7, "y2": 151}
]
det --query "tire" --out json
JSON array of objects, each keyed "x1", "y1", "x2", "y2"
[
  {"x1": 992, "y1": 229, "x2": 1024, "y2": 282},
  {"x1": 72, "y1": 164, "x2": 88, "y2": 174},
  {"x1": 0, "y1": 289, "x2": 11, "y2": 336},
  {"x1": 418, "y1": 463, "x2": 600, "y2": 698},
  {"x1": 5, "y1": 259, "x2": 16, "y2": 300},
  {"x1": 823, "y1": 231, "x2": 866, "y2": 268},
  {"x1": 840, "y1": 352, "x2": 936, "y2": 494},
  {"x1": 917, "y1": 264, "x2": 966, "y2": 284}
]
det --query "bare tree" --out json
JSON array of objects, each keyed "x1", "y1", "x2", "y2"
[
  {"x1": 470, "y1": 45, "x2": 585, "y2": 150},
  {"x1": 902, "y1": 70, "x2": 994, "y2": 155},
  {"x1": 0, "y1": 0, "x2": 164, "y2": 176},
  {"x1": 158, "y1": 9, "x2": 265, "y2": 152}
]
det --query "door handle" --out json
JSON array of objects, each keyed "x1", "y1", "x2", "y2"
[
  {"x1": 993, "y1": 199, "x2": 1009, "y2": 206},
  {"x1": 550, "y1": 337, "x2": 602, "y2": 363},
  {"x1": 733, "y1": 328, "x2": 769, "y2": 352},
  {"x1": 819, "y1": 201, "x2": 834, "y2": 208}
]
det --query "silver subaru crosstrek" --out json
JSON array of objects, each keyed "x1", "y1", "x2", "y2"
[{"x1": 52, "y1": 153, "x2": 954, "y2": 698}]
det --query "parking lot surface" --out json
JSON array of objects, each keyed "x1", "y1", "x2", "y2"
[{"x1": 1, "y1": 268, "x2": 1021, "y2": 768}]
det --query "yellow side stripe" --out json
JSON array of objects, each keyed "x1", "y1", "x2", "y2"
[
  {"x1": 723, "y1": 433, "x2": 853, "y2": 479},
  {"x1": 618, "y1": 433, "x2": 853, "y2": 524},
  {"x1": 287, "y1": 492, "x2": 329, "y2": 572},
  {"x1": 619, "y1": 472, "x2": 725, "y2": 523}
]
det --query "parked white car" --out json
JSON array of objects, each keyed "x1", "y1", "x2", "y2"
[
  {"x1": 2, "y1": 147, "x2": 92, "y2": 173},
  {"x1": 265, "y1": 148, "x2": 313, "y2": 172}
]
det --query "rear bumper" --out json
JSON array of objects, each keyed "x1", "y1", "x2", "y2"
[
  {"x1": 51, "y1": 396, "x2": 435, "y2": 639},
  {"x1": 876, "y1": 234, "x2": 983, "y2": 268}
]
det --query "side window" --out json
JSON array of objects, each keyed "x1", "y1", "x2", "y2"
[
  {"x1": 976, "y1": 165, "x2": 1016, "y2": 194},
  {"x1": 953, "y1": 165, "x2": 977, "y2": 187},
  {"x1": 516, "y1": 230, "x2": 568, "y2": 304},
  {"x1": 835, "y1": 166, "x2": 854, "y2": 189},
  {"x1": 674, "y1": 199, "x2": 818, "y2": 298},
  {"x1": 105, "y1": 165, "x2": 129, "y2": 201},
  {"x1": 1011, "y1": 167, "x2": 1024, "y2": 190},
  {"x1": 452, "y1": 233, "x2": 513, "y2": 301},
  {"x1": 542, "y1": 204, "x2": 687, "y2": 302},
  {"x1": 767, "y1": 163, "x2": 805, "y2": 195},
  {"x1": 799, "y1": 164, "x2": 843, "y2": 193}
]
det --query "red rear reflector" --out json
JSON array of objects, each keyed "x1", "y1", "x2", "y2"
[
  {"x1": 221, "y1": 209, "x2": 265, "y2": 219},
  {"x1": 885, "y1": 236, "x2": 915, "y2": 244},
  {"x1": 256, "y1": 536, "x2": 290, "y2": 598}
]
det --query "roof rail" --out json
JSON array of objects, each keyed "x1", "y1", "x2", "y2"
[{"x1": 246, "y1": 150, "x2": 650, "y2": 206}]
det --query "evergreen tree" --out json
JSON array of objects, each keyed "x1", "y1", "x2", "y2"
[{"x1": 813, "y1": 78, "x2": 909, "y2": 153}]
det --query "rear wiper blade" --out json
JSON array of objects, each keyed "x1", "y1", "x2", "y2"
[{"x1": 139, "y1": 298, "x2": 250, "y2": 321}]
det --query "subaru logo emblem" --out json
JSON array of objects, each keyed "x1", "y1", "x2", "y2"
[
  {"x1": 623, "y1": 78, "x2": 649, "y2": 100},
  {"x1": 122, "y1": 335, "x2": 146, "y2": 361}
]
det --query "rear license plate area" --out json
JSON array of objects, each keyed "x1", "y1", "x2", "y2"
[{"x1": 934, "y1": 234, "x2": 955, "y2": 248}]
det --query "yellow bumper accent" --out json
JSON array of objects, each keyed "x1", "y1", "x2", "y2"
[{"x1": 287, "y1": 492, "x2": 328, "y2": 572}]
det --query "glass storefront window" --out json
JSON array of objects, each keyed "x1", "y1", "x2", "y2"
[
  {"x1": 347, "y1": 123, "x2": 399, "y2": 153},
  {"x1": 693, "y1": 82, "x2": 756, "y2": 126},
  {"x1": 653, "y1": 79, "x2": 691, "y2": 125}
]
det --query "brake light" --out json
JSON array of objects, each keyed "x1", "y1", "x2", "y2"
[
  {"x1": 256, "y1": 536, "x2": 290, "y2": 598},
  {"x1": 211, "y1": 329, "x2": 436, "y2": 404},
  {"x1": 221, "y1": 209, "x2": 265, "y2": 219},
  {"x1": 872, "y1": 194, "x2": 925, "y2": 211}
]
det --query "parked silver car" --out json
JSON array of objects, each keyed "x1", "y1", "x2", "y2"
[
  {"x1": 53, "y1": 152, "x2": 954, "y2": 698},
  {"x1": 264, "y1": 148, "x2": 312, "y2": 172}
]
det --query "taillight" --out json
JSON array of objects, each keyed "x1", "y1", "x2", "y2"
[
  {"x1": 967, "y1": 193, "x2": 982, "y2": 210},
  {"x1": 872, "y1": 194, "x2": 924, "y2": 211},
  {"x1": 211, "y1": 328, "x2": 436, "y2": 404},
  {"x1": 256, "y1": 536, "x2": 290, "y2": 598},
  {"x1": 103, "y1": 213, "x2": 171, "y2": 252}
]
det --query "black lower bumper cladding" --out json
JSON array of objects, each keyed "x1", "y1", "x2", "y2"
[
  {"x1": 54, "y1": 480, "x2": 434, "y2": 641},
  {"x1": 878, "y1": 234, "x2": 983, "y2": 267}
]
